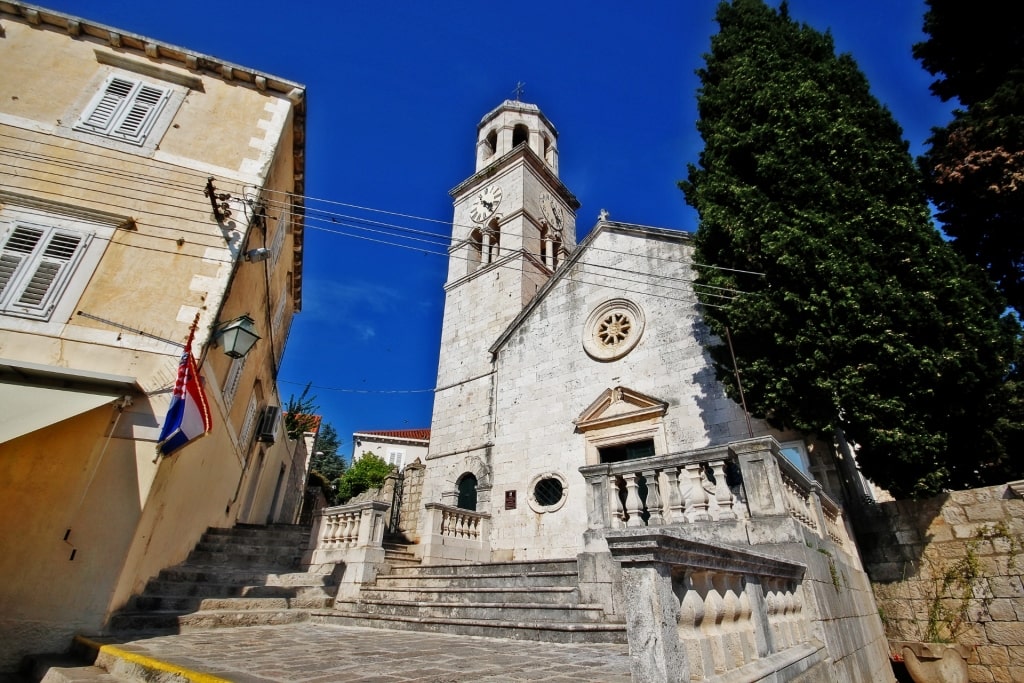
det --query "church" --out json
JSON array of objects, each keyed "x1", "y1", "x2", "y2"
[
  {"x1": 310, "y1": 99, "x2": 891, "y2": 682},
  {"x1": 416, "y1": 98, "x2": 842, "y2": 563}
]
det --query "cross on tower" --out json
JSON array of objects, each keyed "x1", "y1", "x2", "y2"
[{"x1": 512, "y1": 81, "x2": 526, "y2": 100}]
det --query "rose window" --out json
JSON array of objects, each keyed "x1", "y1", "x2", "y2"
[
  {"x1": 598, "y1": 312, "x2": 632, "y2": 348},
  {"x1": 583, "y1": 299, "x2": 645, "y2": 361}
]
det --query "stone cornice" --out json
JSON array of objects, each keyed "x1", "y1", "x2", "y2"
[
  {"x1": 450, "y1": 143, "x2": 579, "y2": 210},
  {"x1": 1, "y1": 0, "x2": 307, "y2": 312}
]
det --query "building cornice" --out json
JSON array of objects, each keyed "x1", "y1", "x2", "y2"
[
  {"x1": 0, "y1": 1, "x2": 307, "y2": 312},
  {"x1": 449, "y1": 143, "x2": 579, "y2": 210}
]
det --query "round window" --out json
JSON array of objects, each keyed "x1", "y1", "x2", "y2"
[
  {"x1": 527, "y1": 472, "x2": 568, "y2": 513},
  {"x1": 582, "y1": 299, "x2": 645, "y2": 361},
  {"x1": 534, "y1": 477, "x2": 563, "y2": 506}
]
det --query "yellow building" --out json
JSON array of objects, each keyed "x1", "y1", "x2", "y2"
[{"x1": 0, "y1": 3, "x2": 307, "y2": 669}]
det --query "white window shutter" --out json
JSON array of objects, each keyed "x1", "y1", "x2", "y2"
[
  {"x1": 0, "y1": 225, "x2": 88, "y2": 318},
  {"x1": 16, "y1": 231, "x2": 84, "y2": 310},
  {"x1": 76, "y1": 76, "x2": 171, "y2": 145},
  {"x1": 0, "y1": 226, "x2": 45, "y2": 300},
  {"x1": 113, "y1": 84, "x2": 169, "y2": 143},
  {"x1": 78, "y1": 77, "x2": 134, "y2": 132}
]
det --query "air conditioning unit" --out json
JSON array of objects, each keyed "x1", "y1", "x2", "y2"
[{"x1": 255, "y1": 405, "x2": 281, "y2": 444}]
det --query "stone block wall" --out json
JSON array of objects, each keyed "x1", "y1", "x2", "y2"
[{"x1": 857, "y1": 482, "x2": 1024, "y2": 683}]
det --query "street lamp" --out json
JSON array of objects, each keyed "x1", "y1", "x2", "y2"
[{"x1": 215, "y1": 315, "x2": 261, "y2": 359}]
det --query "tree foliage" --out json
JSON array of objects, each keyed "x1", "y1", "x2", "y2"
[
  {"x1": 307, "y1": 422, "x2": 346, "y2": 505},
  {"x1": 681, "y1": 0, "x2": 1020, "y2": 498},
  {"x1": 336, "y1": 453, "x2": 394, "y2": 504},
  {"x1": 284, "y1": 383, "x2": 320, "y2": 439},
  {"x1": 914, "y1": 0, "x2": 1024, "y2": 313}
]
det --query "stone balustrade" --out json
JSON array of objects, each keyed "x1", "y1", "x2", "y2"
[
  {"x1": 420, "y1": 502, "x2": 491, "y2": 564},
  {"x1": 302, "y1": 501, "x2": 389, "y2": 596},
  {"x1": 605, "y1": 527, "x2": 824, "y2": 682},
  {"x1": 579, "y1": 437, "x2": 850, "y2": 551}
]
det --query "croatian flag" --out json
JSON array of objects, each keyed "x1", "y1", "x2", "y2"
[{"x1": 157, "y1": 323, "x2": 212, "y2": 456}]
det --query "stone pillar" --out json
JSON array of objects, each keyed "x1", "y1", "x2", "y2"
[
  {"x1": 619, "y1": 563, "x2": 689, "y2": 683},
  {"x1": 732, "y1": 438, "x2": 788, "y2": 517}
]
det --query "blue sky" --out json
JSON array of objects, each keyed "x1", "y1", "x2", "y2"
[{"x1": 41, "y1": 1, "x2": 952, "y2": 460}]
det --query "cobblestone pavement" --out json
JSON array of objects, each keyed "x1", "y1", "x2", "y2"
[{"x1": 103, "y1": 624, "x2": 633, "y2": 682}]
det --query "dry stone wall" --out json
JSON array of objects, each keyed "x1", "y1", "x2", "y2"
[{"x1": 858, "y1": 482, "x2": 1024, "y2": 683}]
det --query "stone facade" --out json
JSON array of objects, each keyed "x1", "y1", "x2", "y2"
[
  {"x1": 859, "y1": 482, "x2": 1024, "y2": 682},
  {"x1": 0, "y1": 2, "x2": 305, "y2": 670}
]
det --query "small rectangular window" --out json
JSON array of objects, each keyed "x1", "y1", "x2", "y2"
[
  {"x1": 75, "y1": 75, "x2": 171, "y2": 145},
  {"x1": 270, "y1": 201, "x2": 289, "y2": 269},
  {"x1": 387, "y1": 449, "x2": 405, "y2": 469},
  {"x1": 239, "y1": 394, "x2": 259, "y2": 450},
  {"x1": 223, "y1": 354, "x2": 247, "y2": 408},
  {"x1": 0, "y1": 223, "x2": 90, "y2": 319}
]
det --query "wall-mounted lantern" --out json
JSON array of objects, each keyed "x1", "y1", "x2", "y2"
[{"x1": 215, "y1": 315, "x2": 261, "y2": 359}]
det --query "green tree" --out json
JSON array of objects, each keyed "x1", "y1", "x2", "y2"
[
  {"x1": 914, "y1": 0, "x2": 1024, "y2": 314},
  {"x1": 284, "y1": 383, "x2": 319, "y2": 438},
  {"x1": 307, "y1": 422, "x2": 346, "y2": 505},
  {"x1": 680, "y1": 0, "x2": 1020, "y2": 498},
  {"x1": 336, "y1": 453, "x2": 393, "y2": 504}
]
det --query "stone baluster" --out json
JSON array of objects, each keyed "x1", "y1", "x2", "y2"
[
  {"x1": 701, "y1": 575, "x2": 727, "y2": 675},
  {"x1": 610, "y1": 475, "x2": 627, "y2": 528},
  {"x1": 679, "y1": 571, "x2": 714, "y2": 681},
  {"x1": 344, "y1": 514, "x2": 356, "y2": 546},
  {"x1": 710, "y1": 459, "x2": 737, "y2": 520},
  {"x1": 322, "y1": 514, "x2": 336, "y2": 547},
  {"x1": 685, "y1": 463, "x2": 711, "y2": 522},
  {"x1": 641, "y1": 469, "x2": 664, "y2": 526},
  {"x1": 622, "y1": 472, "x2": 645, "y2": 527},
  {"x1": 764, "y1": 581, "x2": 783, "y2": 649},
  {"x1": 737, "y1": 584, "x2": 757, "y2": 663},
  {"x1": 334, "y1": 514, "x2": 346, "y2": 546},
  {"x1": 778, "y1": 588, "x2": 794, "y2": 649},
  {"x1": 719, "y1": 577, "x2": 743, "y2": 671},
  {"x1": 663, "y1": 466, "x2": 686, "y2": 523}
]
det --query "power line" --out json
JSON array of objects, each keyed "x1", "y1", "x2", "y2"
[
  {"x1": 1, "y1": 134, "x2": 761, "y2": 282},
  {"x1": 0, "y1": 141, "x2": 753, "y2": 301}
]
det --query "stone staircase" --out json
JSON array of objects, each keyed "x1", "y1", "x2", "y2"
[
  {"x1": 106, "y1": 523, "x2": 333, "y2": 634},
  {"x1": 315, "y1": 558, "x2": 628, "y2": 644}
]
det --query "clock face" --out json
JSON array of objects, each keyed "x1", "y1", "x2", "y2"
[
  {"x1": 541, "y1": 194, "x2": 564, "y2": 231},
  {"x1": 469, "y1": 184, "x2": 503, "y2": 223}
]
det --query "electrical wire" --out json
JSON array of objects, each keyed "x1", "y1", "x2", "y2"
[{"x1": 0, "y1": 132, "x2": 762, "y2": 281}]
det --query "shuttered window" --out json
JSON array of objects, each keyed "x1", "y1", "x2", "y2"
[
  {"x1": 75, "y1": 75, "x2": 171, "y2": 145},
  {"x1": 0, "y1": 224, "x2": 89, "y2": 319}
]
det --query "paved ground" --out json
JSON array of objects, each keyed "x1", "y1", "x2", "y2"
[{"x1": 87, "y1": 624, "x2": 633, "y2": 682}]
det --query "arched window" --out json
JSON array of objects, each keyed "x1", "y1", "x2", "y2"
[
  {"x1": 542, "y1": 135, "x2": 553, "y2": 166},
  {"x1": 469, "y1": 228, "x2": 483, "y2": 272},
  {"x1": 457, "y1": 473, "x2": 478, "y2": 511},
  {"x1": 486, "y1": 219, "x2": 500, "y2": 264},
  {"x1": 484, "y1": 129, "x2": 497, "y2": 158},
  {"x1": 512, "y1": 123, "x2": 529, "y2": 148}
]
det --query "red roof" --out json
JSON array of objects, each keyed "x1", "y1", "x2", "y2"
[{"x1": 353, "y1": 428, "x2": 430, "y2": 442}]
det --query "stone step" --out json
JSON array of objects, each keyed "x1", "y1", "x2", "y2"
[
  {"x1": 19, "y1": 653, "x2": 122, "y2": 683},
  {"x1": 155, "y1": 567, "x2": 323, "y2": 585},
  {"x1": 372, "y1": 570, "x2": 578, "y2": 589},
  {"x1": 207, "y1": 523, "x2": 310, "y2": 538},
  {"x1": 184, "y1": 550, "x2": 301, "y2": 567},
  {"x1": 311, "y1": 610, "x2": 628, "y2": 645},
  {"x1": 128, "y1": 590, "x2": 333, "y2": 612},
  {"x1": 107, "y1": 608, "x2": 310, "y2": 633},
  {"x1": 139, "y1": 577, "x2": 332, "y2": 598},
  {"x1": 387, "y1": 559, "x2": 578, "y2": 578},
  {"x1": 336, "y1": 598, "x2": 606, "y2": 623},
  {"x1": 192, "y1": 539, "x2": 306, "y2": 555},
  {"x1": 357, "y1": 585, "x2": 579, "y2": 604}
]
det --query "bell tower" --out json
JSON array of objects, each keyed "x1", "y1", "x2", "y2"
[{"x1": 426, "y1": 99, "x2": 579, "y2": 471}]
